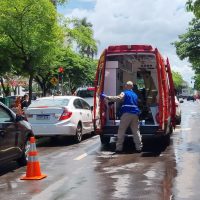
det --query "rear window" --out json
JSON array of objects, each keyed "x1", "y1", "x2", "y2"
[
  {"x1": 76, "y1": 90, "x2": 94, "y2": 98},
  {"x1": 29, "y1": 99, "x2": 69, "y2": 108}
]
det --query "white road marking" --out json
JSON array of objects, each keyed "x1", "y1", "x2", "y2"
[
  {"x1": 74, "y1": 145, "x2": 99, "y2": 161},
  {"x1": 174, "y1": 127, "x2": 191, "y2": 133},
  {"x1": 181, "y1": 128, "x2": 191, "y2": 131},
  {"x1": 74, "y1": 153, "x2": 88, "y2": 160}
]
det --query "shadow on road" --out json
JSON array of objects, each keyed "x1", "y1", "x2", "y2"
[
  {"x1": 36, "y1": 134, "x2": 94, "y2": 147},
  {"x1": 100, "y1": 137, "x2": 171, "y2": 157},
  {"x1": 0, "y1": 162, "x2": 20, "y2": 176}
]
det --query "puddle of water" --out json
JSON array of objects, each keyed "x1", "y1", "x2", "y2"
[
  {"x1": 111, "y1": 174, "x2": 130, "y2": 199},
  {"x1": 144, "y1": 170, "x2": 156, "y2": 179},
  {"x1": 103, "y1": 163, "x2": 141, "y2": 174}
]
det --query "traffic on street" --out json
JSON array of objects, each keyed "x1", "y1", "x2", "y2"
[{"x1": 0, "y1": 101, "x2": 200, "y2": 200}]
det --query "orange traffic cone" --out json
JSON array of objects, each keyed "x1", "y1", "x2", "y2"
[{"x1": 21, "y1": 136, "x2": 47, "y2": 180}]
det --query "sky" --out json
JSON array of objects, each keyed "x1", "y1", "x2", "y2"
[{"x1": 58, "y1": 0, "x2": 194, "y2": 85}]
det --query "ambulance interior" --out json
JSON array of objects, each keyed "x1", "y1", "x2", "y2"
[{"x1": 104, "y1": 54, "x2": 159, "y2": 126}]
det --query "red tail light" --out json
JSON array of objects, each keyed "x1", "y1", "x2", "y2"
[
  {"x1": 87, "y1": 87, "x2": 94, "y2": 91},
  {"x1": 59, "y1": 108, "x2": 72, "y2": 121}
]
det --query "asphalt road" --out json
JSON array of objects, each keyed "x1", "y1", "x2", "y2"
[{"x1": 0, "y1": 100, "x2": 200, "y2": 200}]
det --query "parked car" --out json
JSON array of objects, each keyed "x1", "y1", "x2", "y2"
[
  {"x1": 0, "y1": 102, "x2": 33, "y2": 166},
  {"x1": 75, "y1": 87, "x2": 95, "y2": 107},
  {"x1": 179, "y1": 98, "x2": 184, "y2": 103},
  {"x1": 74, "y1": 87, "x2": 100, "y2": 131},
  {"x1": 187, "y1": 96, "x2": 195, "y2": 101},
  {"x1": 175, "y1": 96, "x2": 181, "y2": 125},
  {"x1": 25, "y1": 96, "x2": 94, "y2": 143}
]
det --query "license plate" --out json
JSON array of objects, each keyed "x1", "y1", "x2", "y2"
[{"x1": 36, "y1": 115, "x2": 50, "y2": 120}]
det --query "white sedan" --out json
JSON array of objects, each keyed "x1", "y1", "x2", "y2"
[{"x1": 25, "y1": 96, "x2": 94, "y2": 142}]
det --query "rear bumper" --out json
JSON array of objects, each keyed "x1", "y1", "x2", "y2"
[
  {"x1": 99, "y1": 125, "x2": 164, "y2": 138},
  {"x1": 31, "y1": 122, "x2": 77, "y2": 136}
]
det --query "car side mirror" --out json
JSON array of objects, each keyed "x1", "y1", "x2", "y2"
[{"x1": 90, "y1": 106, "x2": 94, "y2": 111}]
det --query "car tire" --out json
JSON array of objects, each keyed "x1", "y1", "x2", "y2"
[
  {"x1": 164, "y1": 134, "x2": 170, "y2": 146},
  {"x1": 75, "y1": 123, "x2": 82, "y2": 143},
  {"x1": 17, "y1": 138, "x2": 30, "y2": 166},
  {"x1": 169, "y1": 124, "x2": 173, "y2": 135},
  {"x1": 176, "y1": 117, "x2": 181, "y2": 125},
  {"x1": 100, "y1": 135, "x2": 110, "y2": 146},
  {"x1": 156, "y1": 134, "x2": 170, "y2": 152}
]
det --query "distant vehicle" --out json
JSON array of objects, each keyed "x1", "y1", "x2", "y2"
[
  {"x1": 74, "y1": 87, "x2": 100, "y2": 130},
  {"x1": 75, "y1": 87, "x2": 95, "y2": 107},
  {"x1": 175, "y1": 96, "x2": 181, "y2": 125},
  {"x1": 0, "y1": 102, "x2": 33, "y2": 166},
  {"x1": 94, "y1": 44, "x2": 176, "y2": 145},
  {"x1": 187, "y1": 96, "x2": 195, "y2": 101},
  {"x1": 25, "y1": 96, "x2": 94, "y2": 143},
  {"x1": 180, "y1": 88, "x2": 193, "y2": 99},
  {"x1": 178, "y1": 97, "x2": 184, "y2": 103}
]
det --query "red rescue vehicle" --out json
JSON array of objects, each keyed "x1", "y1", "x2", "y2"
[{"x1": 93, "y1": 45, "x2": 176, "y2": 145}]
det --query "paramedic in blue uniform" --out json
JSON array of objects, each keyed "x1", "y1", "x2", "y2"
[{"x1": 101, "y1": 81, "x2": 142, "y2": 153}]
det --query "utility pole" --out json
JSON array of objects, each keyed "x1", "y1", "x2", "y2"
[{"x1": 58, "y1": 67, "x2": 64, "y2": 95}]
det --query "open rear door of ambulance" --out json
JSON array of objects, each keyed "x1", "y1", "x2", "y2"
[
  {"x1": 155, "y1": 49, "x2": 164, "y2": 129},
  {"x1": 94, "y1": 49, "x2": 107, "y2": 133},
  {"x1": 166, "y1": 58, "x2": 176, "y2": 129}
]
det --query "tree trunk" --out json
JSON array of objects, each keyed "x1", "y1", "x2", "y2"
[
  {"x1": 34, "y1": 75, "x2": 48, "y2": 97},
  {"x1": 28, "y1": 74, "x2": 34, "y2": 104},
  {"x1": 43, "y1": 84, "x2": 47, "y2": 96}
]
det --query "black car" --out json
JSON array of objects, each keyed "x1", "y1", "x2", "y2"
[
  {"x1": 0, "y1": 102, "x2": 33, "y2": 166},
  {"x1": 187, "y1": 96, "x2": 195, "y2": 101}
]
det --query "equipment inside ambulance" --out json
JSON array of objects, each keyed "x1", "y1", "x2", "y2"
[{"x1": 93, "y1": 45, "x2": 176, "y2": 146}]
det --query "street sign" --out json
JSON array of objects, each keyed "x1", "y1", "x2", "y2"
[{"x1": 50, "y1": 77, "x2": 58, "y2": 86}]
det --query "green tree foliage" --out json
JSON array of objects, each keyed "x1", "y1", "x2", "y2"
[
  {"x1": 0, "y1": 0, "x2": 63, "y2": 98},
  {"x1": 174, "y1": 19, "x2": 200, "y2": 66},
  {"x1": 65, "y1": 17, "x2": 98, "y2": 59},
  {"x1": 186, "y1": 0, "x2": 200, "y2": 18},
  {"x1": 51, "y1": 0, "x2": 68, "y2": 7},
  {"x1": 59, "y1": 48, "x2": 97, "y2": 91},
  {"x1": 172, "y1": 71, "x2": 184, "y2": 92},
  {"x1": 193, "y1": 73, "x2": 200, "y2": 89},
  {"x1": 0, "y1": 1, "x2": 98, "y2": 97},
  {"x1": 184, "y1": 0, "x2": 200, "y2": 90},
  {"x1": 174, "y1": 18, "x2": 200, "y2": 89}
]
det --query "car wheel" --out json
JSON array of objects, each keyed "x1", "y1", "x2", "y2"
[
  {"x1": 75, "y1": 123, "x2": 82, "y2": 143},
  {"x1": 17, "y1": 139, "x2": 30, "y2": 166},
  {"x1": 176, "y1": 117, "x2": 181, "y2": 125},
  {"x1": 100, "y1": 135, "x2": 110, "y2": 146}
]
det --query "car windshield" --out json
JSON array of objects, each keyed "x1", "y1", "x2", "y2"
[
  {"x1": 77, "y1": 90, "x2": 94, "y2": 98},
  {"x1": 29, "y1": 98, "x2": 69, "y2": 108}
]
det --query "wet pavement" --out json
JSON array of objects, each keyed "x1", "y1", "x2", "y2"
[{"x1": 0, "y1": 100, "x2": 200, "y2": 200}]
